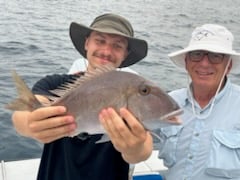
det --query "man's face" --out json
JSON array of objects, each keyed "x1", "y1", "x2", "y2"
[
  {"x1": 185, "y1": 51, "x2": 232, "y2": 91},
  {"x1": 84, "y1": 31, "x2": 129, "y2": 71}
]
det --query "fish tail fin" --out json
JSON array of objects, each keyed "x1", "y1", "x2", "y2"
[{"x1": 5, "y1": 71, "x2": 42, "y2": 111}]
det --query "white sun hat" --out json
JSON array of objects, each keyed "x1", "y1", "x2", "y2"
[{"x1": 168, "y1": 24, "x2": 240, "y2": 74}]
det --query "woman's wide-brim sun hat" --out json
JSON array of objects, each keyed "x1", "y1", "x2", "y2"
[
  {"x1": 168, "y1": 24, "x2": 240, "y2": 74},
  {"x1": 69, "y1": 13, "x2": 148, "y2": 68}
]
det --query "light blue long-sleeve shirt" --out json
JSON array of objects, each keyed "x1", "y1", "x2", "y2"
[{"x1": 156, "y1": 79, "x2": 240, "y2": 180}]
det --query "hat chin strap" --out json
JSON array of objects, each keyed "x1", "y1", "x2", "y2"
[{"x1": 187, "y1": 57, "x2": 231, "y2": 119}]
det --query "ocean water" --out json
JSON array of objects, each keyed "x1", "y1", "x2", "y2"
[{"x1": 1, "y1": 0, "x2": 240, "y2": 161}]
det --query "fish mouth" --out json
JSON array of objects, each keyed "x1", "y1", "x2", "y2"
[{"x1": 160, "y1": 109, "x2": 184, "y2": 122}]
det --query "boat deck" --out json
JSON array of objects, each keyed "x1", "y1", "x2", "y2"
[{"x1": 1, "y1": 150, "x2": 167, "y2": 180}]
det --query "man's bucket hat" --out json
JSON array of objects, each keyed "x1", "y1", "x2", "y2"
[
  {"x1": 70, "y1": 13, "x2": 148, "y2": 68},
  {"x1": 168, "y1": 24, "x2": 240, "y2": 73}
]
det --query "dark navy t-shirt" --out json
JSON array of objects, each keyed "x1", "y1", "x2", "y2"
[{"x1": 32, "y1": 74, "x2": 129, "y2": 180}]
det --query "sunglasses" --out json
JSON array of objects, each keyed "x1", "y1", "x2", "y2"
[{"x1": 188, "y1": 50, "x2": 228, "y2": 64}]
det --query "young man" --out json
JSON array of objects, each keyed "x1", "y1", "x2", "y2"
[
  {"x1": 12, "y1": 13, "x2": 153, "y2": 180},
  {"x1": 157, "y1": 24, "x2": 240, "y2": 179}
]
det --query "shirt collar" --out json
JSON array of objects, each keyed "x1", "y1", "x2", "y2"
[{"x1": 185, "y1": 78, "x2": 231, "y2": 109}]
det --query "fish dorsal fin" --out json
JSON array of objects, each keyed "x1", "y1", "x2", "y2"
[{"x1": 48, "y1": 64, "x2": 116, "y2": 102}]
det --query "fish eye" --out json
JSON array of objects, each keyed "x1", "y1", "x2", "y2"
[{"x1": 139, "y1": 85, "x2": 151, "y2": 95}]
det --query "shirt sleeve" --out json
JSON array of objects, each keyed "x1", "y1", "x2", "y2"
[{"x1": 32, "y1": 74, "x2": 76, "y2": 96}]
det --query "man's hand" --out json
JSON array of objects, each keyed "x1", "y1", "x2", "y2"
[
  {"x1": 99, "y1": 107, "x2": 153, "y2": 163},
  {"x1": 12, "y1": 106, "x2": 76, "y2": 143}
]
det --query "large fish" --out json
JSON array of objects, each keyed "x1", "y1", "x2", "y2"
[{"x1": 6, "y1": 65, "x2": 183, "y2": 139}]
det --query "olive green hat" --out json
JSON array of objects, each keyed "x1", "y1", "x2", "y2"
[{"x1": 69, "y1": 13, "x2": 148, "y2": 68}]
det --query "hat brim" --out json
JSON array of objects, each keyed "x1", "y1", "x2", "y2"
[
  {"x1": 69, "y1": 22, "x2": 148, "y2": 68},
  {"x1": 168, "y1": 45, "x2": 240, "y2": 74}
]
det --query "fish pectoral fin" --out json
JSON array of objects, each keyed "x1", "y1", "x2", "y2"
[
  {"x1": 95, "y1": 134, "x2": 110, "y2": 144},
  {"x1": 150, "y1": 131, "x2": 162, "y2": 142},
  {"x1": 161, "y1": 115, "x2": 182, "y2": 125}
]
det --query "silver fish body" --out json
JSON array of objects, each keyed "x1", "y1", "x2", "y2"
[{"x1": 6, "y1": 66, "x2": 183, "y2": 137}]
